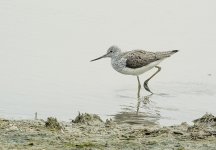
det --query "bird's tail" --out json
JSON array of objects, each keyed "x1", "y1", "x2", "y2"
[
  {"x1": 171, "y1": 50, "x2": 179, "y2": 54},
  {"x1": 156, "y1": 50, "x2": 179, "y2": 59}
]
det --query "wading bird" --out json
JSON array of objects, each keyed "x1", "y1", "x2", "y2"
[{"x1": 91, "y1": 46, "x2": 178, "y2": 96}]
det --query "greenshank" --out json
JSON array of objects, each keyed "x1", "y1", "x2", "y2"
[{"x1": 91, "y1": 46, "x2": 178, "y2": 94}]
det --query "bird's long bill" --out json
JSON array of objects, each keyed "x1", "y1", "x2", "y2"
[{"x1": 90, "y1": 53, "x2": 109, "y2": 62}]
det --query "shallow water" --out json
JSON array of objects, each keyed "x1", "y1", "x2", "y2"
[
  {"x1": 0, "y1": 0, "x2": 216, "y2": 126},
  {"x1": 113, "y1": 82, "x2": 216, "y2": 126}
]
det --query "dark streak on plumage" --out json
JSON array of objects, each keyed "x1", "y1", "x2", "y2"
[{"x1": 124, "y1": 50, "x2": 178, "y2": 69}]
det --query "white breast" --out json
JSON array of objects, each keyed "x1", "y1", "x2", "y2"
[{"x1": 115, "y1": 59, "x2": 164, "y2": 76}]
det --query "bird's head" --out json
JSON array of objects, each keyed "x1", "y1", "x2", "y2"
[{"x1": 90, "y1": 45, "x2": 121, "y2": 62}]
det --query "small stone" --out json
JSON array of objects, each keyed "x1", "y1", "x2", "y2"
[
  {"x1": 173, "y1": 131, "x2": 184, "y2": 135},
  {"x1": 105, "y1": 118, "x2": 116, "y2": 128},
  {"x1": 28, "y1": 143, "x2": 34, "y2": 146}
]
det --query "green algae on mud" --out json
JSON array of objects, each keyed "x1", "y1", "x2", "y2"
[
  {"x1": 0, "y1": 113, "x2": 216, "y2": 149},
  {"x1": 72, "y1": 112, "x2": 103, "y2": 124},
  {"x1": 45, "y1": 117, "x2": 62, "y2": 131},
  {"x1": 65, "y1": 142, "x2": 104, "y2": 149}
]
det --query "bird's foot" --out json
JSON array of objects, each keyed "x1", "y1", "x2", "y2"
[{"x1": 144, "y1": 81, "x2": 153, "y2": 94}]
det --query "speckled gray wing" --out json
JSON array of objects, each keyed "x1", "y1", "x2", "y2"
[{"x1": 124, "y1": 50, "x2": 176, "y2": 69}]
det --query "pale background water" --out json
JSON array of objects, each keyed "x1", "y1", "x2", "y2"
[{"x1": 0, "y1": 0, "x2": 216, "y2": 126}]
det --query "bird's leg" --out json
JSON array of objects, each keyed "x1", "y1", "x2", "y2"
[
  {"x1": 137, "y1": 76, "x2": 141, "y2": 98},
  {"x1": 136, "y1": 99, "x2": 141, "y2": 115},
  {"x1": 144, "y1": 66, "x2": 161, "y2": 94}
]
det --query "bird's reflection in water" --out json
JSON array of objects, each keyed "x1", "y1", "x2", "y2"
[
  {"x1": 114, "y1": 91, "x2": 161, "y2": 126},
  {"x1": 136, "y1": 94, "x2": 152, "y2": 115}
]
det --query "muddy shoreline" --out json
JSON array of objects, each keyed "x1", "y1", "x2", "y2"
[{"x1": 0, "y1": 113, "x2": 216, "y2": 150}]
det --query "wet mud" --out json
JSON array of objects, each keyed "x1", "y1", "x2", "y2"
[{"x1": 0, "y1": 113, "x2": 216, "y2": 149}]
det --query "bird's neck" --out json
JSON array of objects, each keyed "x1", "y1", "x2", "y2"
[{"x1": 111, "y1": 53, "x2": 121, "y2": 60}]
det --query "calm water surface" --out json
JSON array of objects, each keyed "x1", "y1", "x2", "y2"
[{"x1": 0, "y1": 0, "x2": 216, "y2": 126}]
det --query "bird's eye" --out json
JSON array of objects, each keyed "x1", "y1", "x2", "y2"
[{"x1": 110, "y1": 51, "x2": 113, "y2": 52}]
